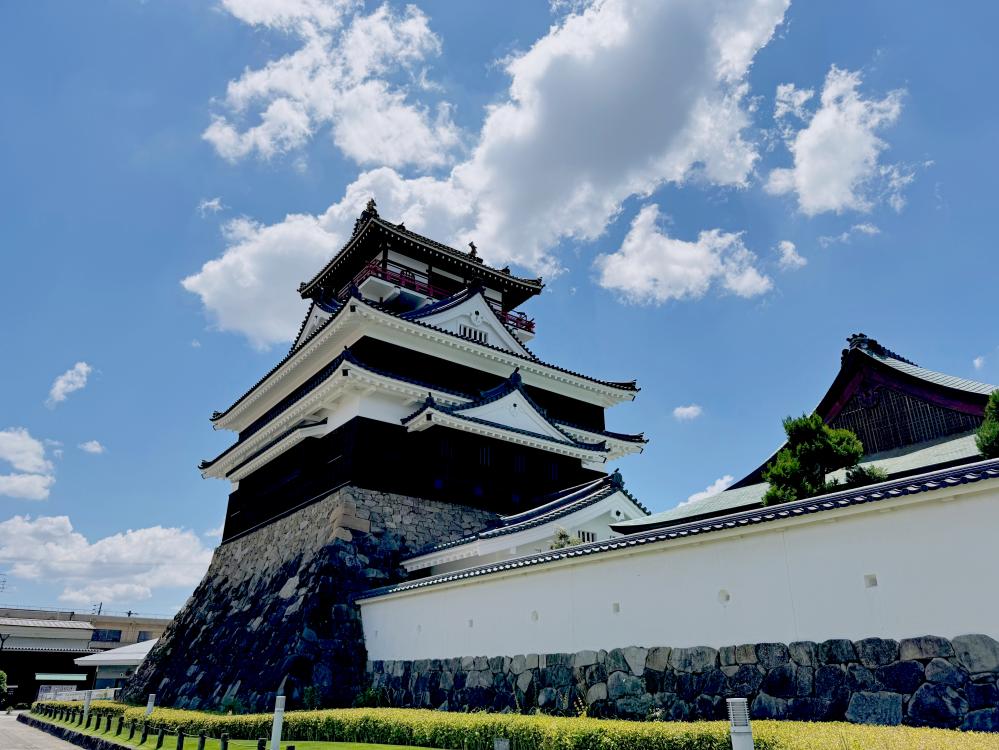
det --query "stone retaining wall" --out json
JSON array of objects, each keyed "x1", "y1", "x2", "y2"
[
  {"x1": 368, "y1": 634, "x2": 999, "y2": 731},
  {"x1": 123, "y1": 485, "x2": 496, "y2": 712}
]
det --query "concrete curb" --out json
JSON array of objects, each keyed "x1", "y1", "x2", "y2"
[{"x1": 17, "y1": 713, "x2": 129, "y2": 750}]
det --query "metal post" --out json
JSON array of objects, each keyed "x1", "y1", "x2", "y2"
[
  {"x1": 220, "y1": 733, "x2": 229, "y2": 750},
  {"x1": 146, "y1": 694, "x2": 157, "y2": 716},
  {"x1": 85, "y1": 713, "x2": 93, "y2": 729},
  {"x1": 156, "y1": 726, "x2": 166, "y2": 749},
  {"x1": 197, "y1": 732, "x2": 206, "y2": 750},
  {"x1": 269, "y1": 695, "x2": 285, "y2": 750},
  {"x1": 176, "y1": 730, "x2": 185, "y2": 749},
  {"x1": 117, "y1": 716, "x2": 124, "y2": 735},
  {"x1": 141, "y1": 722, "x2": 149, "y2": 744},
  {"x1": 83, "y1": 690, "x2": 93, "y2": 725},
  {"x1": 106, "y1": 715, "x2": 112, "y2": 733},
  {"x1": 129, "y1": 719, "x2": 137, "y2": 741},
  {"x1": 726, "y1": 698, "x2": 753, "y2": 750},
  {"x1": 257, "y1": 739, "x2": 266, "y2": 750}
]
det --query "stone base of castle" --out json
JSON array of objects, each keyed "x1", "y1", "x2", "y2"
[{"x1": 123, "y1": 487, "x2": 496, "y2": 712}]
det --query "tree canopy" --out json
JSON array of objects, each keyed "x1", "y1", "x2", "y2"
[
  {"x1": 976, "y1": 389, "x2": 999, "y2": 459},
  {"x1": 762, "y1": 413, "x2": 884, "y2": 505}
]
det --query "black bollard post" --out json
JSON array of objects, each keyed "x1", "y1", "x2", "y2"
[
  {"x1": 156, "y1": 726, "x2": 166, "y2": 749},
  {"x1": 140, "y1": 722, "x2": 149, "y2": 744},
  {"x1": 117, "y1": 716, "x2": 124, "y2": 735},
  {"x1": 176, "y1": 730, "x2": 185, "y2": 749},
  {"x1": 129, "y1": 719, "x2": 137, "y2": 741},
  {"x1": 197, "y1": 732, "x2": 206, "y2": 750},
  {"x1": 106, "y1": 714, "x2": 113, "y2": 733},
  {"x1": 256, "y1": 738, "x2": 266, "y2": 750},
  {"x1": 85, "y1": 713, "x2": 92, "y2": 729},
  {"x1": 220, "y1": 733, "x2": 229, "y2": 750}
]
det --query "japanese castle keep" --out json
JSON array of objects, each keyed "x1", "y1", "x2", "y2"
[{"x1": 127, "y1": 202, "x2": 999, "y2": 731}]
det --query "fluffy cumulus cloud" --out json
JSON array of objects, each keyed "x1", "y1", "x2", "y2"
[
  {"x1": 766, "y1": 66, "x2": 907, "y2": 215},
  {"x1": 46, "y1": 362, "x2": 92, "y2": 407},
  {"x1": 672, "y1": 404, "x2": 703, "y2": 421},
  {"x1": 78, "y1": 440, "x2": 105, "y2": 455},
  {"x1": 185, "y1": 0, "x2": 790, "y2": 348},
  {"x1": 973, "y1": 356, "x2": 985, "y2": 371},
  {"x1": 595, "y1": 204, "x2": 772, "y2": 304},
  {"x1": 776, "y1": 239, "x2": 806, "y2": 270},
  {"x1": 0, "y1": 515, "x2": 214, "y2": 605},
  {"x1": 0, "y1": 427, "x2": 56, "y2": 500},
  {"x1": 204, "y1": 0, "x2": 459, "y2": 169},
  {"x1": 681, "y1": 474, "x2": 735, "y2": 506}
]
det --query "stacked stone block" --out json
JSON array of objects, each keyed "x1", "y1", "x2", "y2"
[
  {"x1": 368, "y1": 634, "x2": 999, "y2": 730},
  {"x1": 123, "y1": 486, "x2": 496, "y2": 712}
]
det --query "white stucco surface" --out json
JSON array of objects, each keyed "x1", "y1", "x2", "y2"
[{"x1": 359, "y1": 479, "x2": 999, "y2": 660}]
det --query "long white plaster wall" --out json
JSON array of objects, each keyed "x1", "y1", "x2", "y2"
[{"x1": 359, "y1": 480, "x2": 999, "y2": 660}]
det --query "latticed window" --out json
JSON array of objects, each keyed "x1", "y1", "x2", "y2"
[{"x1": 830, "y1": 386, "x2": 982, "y2": 454}]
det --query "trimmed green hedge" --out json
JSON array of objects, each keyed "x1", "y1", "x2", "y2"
[{"x1": 30, "y1": 703, "x2": 999, "y2": 750}]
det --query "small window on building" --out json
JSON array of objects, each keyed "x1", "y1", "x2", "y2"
[
  {"x1": 479, "y1": 446, "x2": 492, "y2": 466},
  {"x1": 458, "y1": 324, "x2": 488, "y2": 344},
  {"x1": 578, "y1": 530, "x2": 596, "y2": 543},
  {"x1": 136, "y1": 631, "x2": 155, "y2": 643},
  {"x1": 92, "y1": 629, "x2": 122, "y2": 643}
]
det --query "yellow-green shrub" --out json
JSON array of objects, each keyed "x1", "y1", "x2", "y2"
[
  {"x1": 32, "y1": 700, "x2": 126, "y2": 718},
  {"x1": 29, "y1": 704, "x2": 999, "y2": 750}
]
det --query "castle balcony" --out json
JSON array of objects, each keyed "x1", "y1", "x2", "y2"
[{"x1": 342, "y1": 261, "x2": 536, "y2": 337}]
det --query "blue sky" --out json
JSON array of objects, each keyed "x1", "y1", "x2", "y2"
[{"x1": 0, "y1": 0, "x2": 996, "y2": 615}]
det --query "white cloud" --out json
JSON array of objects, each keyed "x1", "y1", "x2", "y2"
[
  {"x1": 818, "y1": 222, "x2": 881, "y2": 248},
  {"x1": 672, "y1": 404, "x2": 704, "y2": 421},
  {"x1": 0, "y1": 428, "x2": 55, "y2": 500},
  {"x1": 680, "y1": 474, "x2": 735, "y2": 506},
  {"x1": 198, "y1": 197, "x2": 226, "y2": 216},
  {"x1": 204, "y1": 524, "x2": 224, "y2": 539},
  {"x1": 186, "y1": 0, "x2": 790, "y2": 347},
  {"x1": 766, "y1": 66, "x2": 906, "y2": 215},
  {"x1": 78, "y1": 440, "x2": 105, "y2": 455},
  {"x1": 0, "y1": 474, "x2": 55, "y2": 502},
  {"x1": 595, "y1": 204, "x2": 772, "y2": 304},
  {"x1": 0, "y1": 515, "x2": 213, "y2": 605},
  {"x1": 776, "y1": 239, "x2": 806, "y2": 270},
  {"x1": 973, "y1": 356, "x2": 985, "y2": 371},
  {"x1": 46, "y1": 362, "x2": 93, "y2": 407},
  {"x1": 204, "y1": 1, "x2": 459, "y2": 169}
]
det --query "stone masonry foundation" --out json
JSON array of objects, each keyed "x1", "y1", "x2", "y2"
[
  {"x1": 123, "y1": 486, "x2": 496, "y2": 712},
  {"x1": 368, "y1": 634, "x2": 999, "y2": 731}
]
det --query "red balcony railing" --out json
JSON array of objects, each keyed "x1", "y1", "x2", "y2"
[{"x1": 342, "y1": 261, "x2": 535, "y2": 334}]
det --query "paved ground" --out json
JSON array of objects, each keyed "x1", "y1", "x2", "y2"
[{"x1": 0, "y1": 713, "x2": 79, "y2": 749}]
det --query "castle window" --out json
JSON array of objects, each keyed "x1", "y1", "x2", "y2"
[
  {"x1": 458, "y1": 324, "x2": 488, "y2": 344},
  {"x1": 479, "y1": 446, "x2": 492, "y2": 466},
  {"x1": 578, "y1": 530, "x2": 596, "y2": 543}
]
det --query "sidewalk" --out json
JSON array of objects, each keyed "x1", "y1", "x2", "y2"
[{"x1": 0, "y1": 713, "x2": 79, "y2": 750}]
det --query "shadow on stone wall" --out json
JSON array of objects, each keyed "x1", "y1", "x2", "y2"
[{"x1": 369, "y1": 635, "x2": 999, "y2": 731}]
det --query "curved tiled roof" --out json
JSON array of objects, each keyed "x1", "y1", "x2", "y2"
[
  {"x1": 211, "y1": 287, "x2": 638, "y2": 424},
  {"x1": 401, "y1": 371, "x2": 608, "y2": 452},
  {"x1": 360, "y1": 458, "x2": 999, "y2": 599},
  {"x1": 299, "y1": 214, "x2": 543, "y2": 299},
  {"x1": 406, "y1": 472, "x2": 649, "y2": 560}
]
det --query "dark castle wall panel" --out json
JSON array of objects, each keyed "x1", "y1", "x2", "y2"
[{"x1": 224, "y1": 417, "x2": 601, "y2": 542}]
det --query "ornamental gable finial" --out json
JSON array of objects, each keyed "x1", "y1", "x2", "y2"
[
  {"x1": 352, "y1": 198, "x2": 378, "y2": 237},
  {"x1": 843, "y1": 332, "x2": 917, "y2": 366},
  {"x1": 468, "y1": 241, "x2": 478, "y2": 259}
]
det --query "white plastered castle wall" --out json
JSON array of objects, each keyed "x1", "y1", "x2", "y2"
[{"x1": 359, "y1": 479, "x2": 999, "y2": 660}]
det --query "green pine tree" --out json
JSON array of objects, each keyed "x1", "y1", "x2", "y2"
[
  {"x1": 976, "y1": 390, "x2": 999, "y2": 459},
  {"x1": 762, "y1": 413, "x2": 872, "y2": 505},
  {"x1": 550, "y1": 527, "x2": 582, "y2": 550}
]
